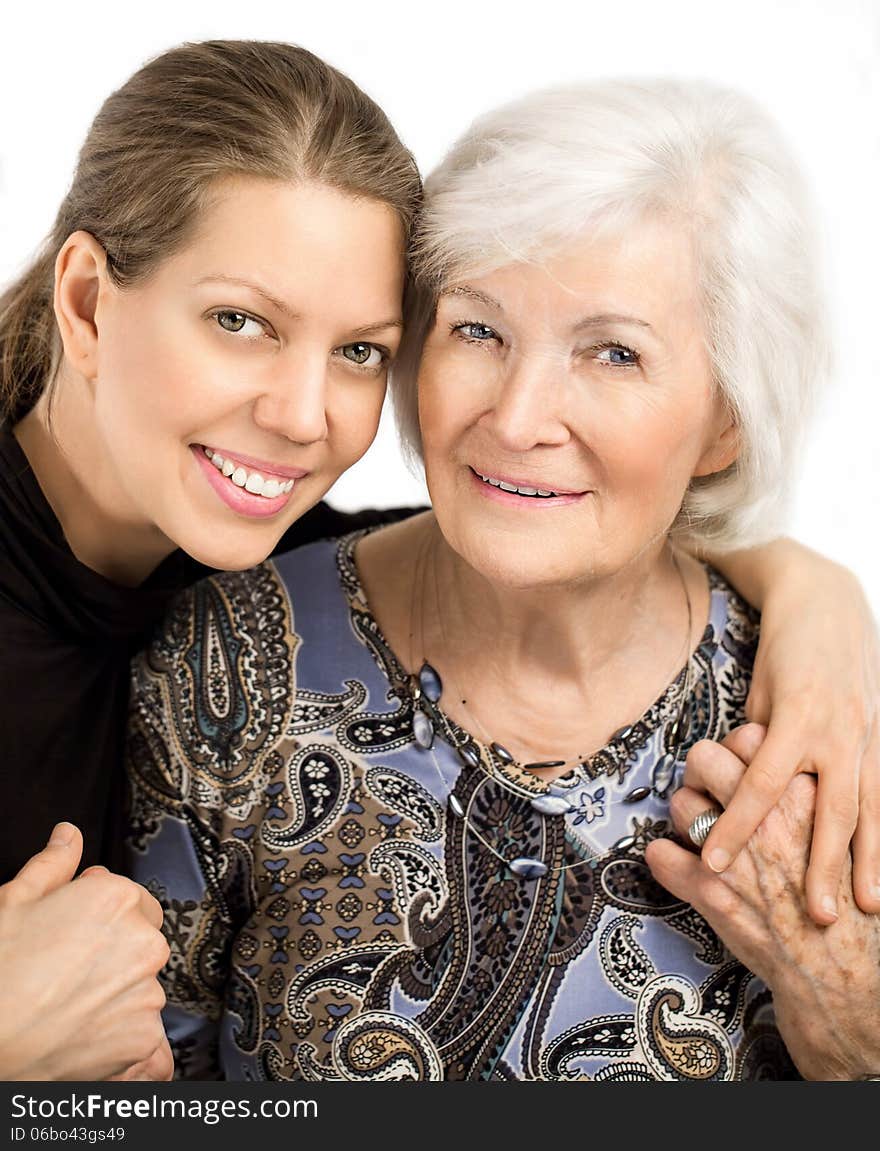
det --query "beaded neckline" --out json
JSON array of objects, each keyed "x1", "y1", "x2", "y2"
[{"x1": 336, "y1": 527, "x2": 722, "y2": 793}]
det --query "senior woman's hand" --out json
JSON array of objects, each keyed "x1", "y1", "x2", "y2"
[
  {"x1": 645, "y1": 724, "x2": 880, "y2": 1081},
  {"x1": 703, "y1": 539, "x2": 880, "y2": 924}
]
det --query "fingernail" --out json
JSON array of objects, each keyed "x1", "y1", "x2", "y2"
[
  {"x1": 706, "y1": 848, "x2": 730, "y2": 873},
  {"x1": 821, "y1": 896, "x2": 838, "y2": 921},
  {"x1": 49, "y1": 822, "x2": 75, "y2": 846}
]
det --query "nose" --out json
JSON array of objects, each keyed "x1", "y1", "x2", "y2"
[
  {"x1": 250, "y1": 354, "x2": 329, "y2": 445},
  {"x1": 481, "y1": 350, "x2": 571, "y2": 452}
]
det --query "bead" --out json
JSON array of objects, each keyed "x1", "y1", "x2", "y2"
[
  {"x1": 490, "y1": 742, "x2": 513, "y2": 764},
  {"x1": 418, "y1": 661, "x2": 443, "y2": 703},
  {"x1": 611, "y1": 725, "x2": 633, "y2": 742},
  {"x1": 458, "y1": 742, "x2": 481, "y2": 769},
  {"x1": 623, "y1": 786, "x2": 652, "y2": 804},
  {"x1": 530, "y1": 794, "x2": 572, "y2": 816},
  {"x1": 412, "y1": 709, "x2": 435, "y2": 750},
  {"x1": 612, "y1": 835, "x2": 636, "y2": 851},
  {"x1": 508, "y1": 857, "x2": 549, "y2": 880},
  {"x1": 447, "y1": 794, "x2": 465, "y2": 819},
  {"x1": 652, "y1": 753, "x2": 676, "y2": 798},
  {"x1": 523, "y1": 760, "x2": 566, "y2": 770}
]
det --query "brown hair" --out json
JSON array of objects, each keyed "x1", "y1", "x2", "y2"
[{"x1": 0, "y1": 40, "x2": 421, "y2": 422}]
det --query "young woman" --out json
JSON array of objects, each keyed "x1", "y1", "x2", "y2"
[{"x1": 0, "y1": 41, "x2": 875, "y2": 1079}]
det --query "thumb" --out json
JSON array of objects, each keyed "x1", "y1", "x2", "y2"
[{"x1": 2, "y1": 823, "x2": 84, "y2": 904}]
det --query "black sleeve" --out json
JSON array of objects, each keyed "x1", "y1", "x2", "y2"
[{"x1": 270, "y1": 502, "x2": 426, "y2": 556}]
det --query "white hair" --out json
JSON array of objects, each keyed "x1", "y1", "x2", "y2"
[{"x1": 392, "y1": 78, "x2": 828, "y2": 550}]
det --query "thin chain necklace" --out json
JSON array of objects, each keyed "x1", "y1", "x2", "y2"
[{"x1": 406, "y1": 521, "x2": 694, "y2": 879}]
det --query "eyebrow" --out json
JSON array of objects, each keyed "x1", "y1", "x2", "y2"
[
  {"x1": 573, "y1": 314, "x2": 652, "y2": 332},
  {"x1": 444, "y1": 285, "x2": 651, "y2": 332},
  {"x1": 195, "y1": 275, "x2": 402, "y2": 336}
]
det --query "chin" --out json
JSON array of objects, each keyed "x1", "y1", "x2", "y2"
[
  {"x1": 178, "y1": 530, "x2": 281, "y2": 573},
  {"x1": 462, "y1": 542, "x2": 589, "y2": 591}
]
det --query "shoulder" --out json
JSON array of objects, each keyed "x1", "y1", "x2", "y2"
[{"x1": 706, "y1": 565, "x2": 761, "y2": 670}]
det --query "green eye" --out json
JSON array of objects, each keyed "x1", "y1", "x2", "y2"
[
  {"x1": 216, "y1": 310, "x2": 248, "y2": 332},
  {"x1": 340, "y1": 342, "x2": 383, "y2": 368},
  {"x1": 213, "y1": 310, "x2": 267, "y2": 339}
]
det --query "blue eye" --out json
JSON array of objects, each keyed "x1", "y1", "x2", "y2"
[
  {"x1": 594, "y1": 342, "x2": 639, "y2": 366},
  {"x1": 453, "y1": 321, "x2": 498, "y2": 343}
]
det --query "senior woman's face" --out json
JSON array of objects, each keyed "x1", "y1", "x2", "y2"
[{"x1": 417, "y1": 218, "x2": 738, "y2": 588}]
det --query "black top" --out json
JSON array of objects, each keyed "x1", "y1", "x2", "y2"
[{"x1": 0, "y1": 423, "x2": 418, "y2": 881}]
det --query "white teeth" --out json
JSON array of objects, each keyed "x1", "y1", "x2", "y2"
[
  {"x1": 475, "y1": 470, "x2": 560, "y2": 499},
  {"x1": 203, "y1": 447, "x2": 297, "y2": 499}
]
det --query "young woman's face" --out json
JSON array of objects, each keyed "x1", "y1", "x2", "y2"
[
  {"x1": 417, "y1": 218, "x2": 737, "y2": 590},
  {"x1": 93, "y1": 177, "x2": 405, "y2": 570}
]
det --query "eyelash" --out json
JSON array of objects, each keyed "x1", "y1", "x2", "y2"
[
  {"x1": 210, "y1": 308, "x2": 274, "y2": 342},
  {"x1": 449, "y1": 321, "x2": 641, "y2": 367},
  {"x1": 210, "y1": 309, "x2": 390, "y2": 373}
]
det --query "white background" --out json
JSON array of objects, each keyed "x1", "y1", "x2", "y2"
[{"x1": 1, "y1": 0, "x2": 877, "y2": 608}]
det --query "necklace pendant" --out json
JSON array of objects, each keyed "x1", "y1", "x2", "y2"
[
  {"x1": 490, "y1": 741, "x2": 514, "y2": 764},
  {"x1": 418, "y1": 661, "x2": 443, "y2": 703},
  {"x1": 623, "y1": 785, "x2": 652, "y2": 804},
  {"x1": 508, "y1": 856, "x2": 549, "y2": 880},
  {"x1": 530, "y1": 794, "x2": 572, "y2": 816},
  {"x1": 412, "y1": 708, "x2": 435, "y2": 750},
  {"x1": 651, "y1": 752, "x2": 676, "y2": 798},
  {"x1": 447, "y1": 793, "x2": 465, "y2": 819},
  {"x1": 457, "y1": 742, "x2": 481, "y2": 769}
]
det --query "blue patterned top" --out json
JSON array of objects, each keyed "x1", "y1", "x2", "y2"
[{"x1": 125, "y1": 530, "x2": 796, "y2": 1081}]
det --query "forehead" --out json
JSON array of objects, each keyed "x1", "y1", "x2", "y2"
[
  {"x1": 441, "y1": 217, "x2": 699, "y2": 328},
  {"x1": 149, "y1": 176, "x2": 406, "y2": 310}
]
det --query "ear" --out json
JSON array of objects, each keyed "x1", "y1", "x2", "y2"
[
  {"x1": 52, "y1": 231, "x2": 110, "y2": 383},
  {"x1": 692, "y1": 413, "x2": 740, "y2": 478}
]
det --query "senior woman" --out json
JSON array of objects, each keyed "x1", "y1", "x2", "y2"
[{"x1": 126, "y1": 79, "x2": 876, "y2": 1080}]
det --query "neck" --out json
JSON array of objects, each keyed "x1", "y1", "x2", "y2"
[
  {"x1": 412, "y1": 515, "x2": 706, "y2": 765},
  {"x1": 13, "y1": 370, "x2": 176, "y2": 586}
]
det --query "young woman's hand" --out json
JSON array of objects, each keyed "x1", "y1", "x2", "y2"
[
  {"x1": 0, "y1": 824, "x2": 172, "y2": 1081},
  {"x1": 646, "y1": 724, "x2": 880, "y2": 1080},
  {"x1": 705, "y1": 541, "x2": 880, "y2": 924}
]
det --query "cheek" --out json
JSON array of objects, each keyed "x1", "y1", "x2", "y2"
[{"x1": 329, "y1": 380, "x2": 387, "y2": 467}]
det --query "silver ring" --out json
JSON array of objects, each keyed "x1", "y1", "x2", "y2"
[{"x1": 688, "y1": 806, "x2": 722, "y2": 848}]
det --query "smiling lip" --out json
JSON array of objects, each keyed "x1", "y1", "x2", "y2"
[
  {"x1": 469, "y1": 466, "x2": 587, "y2": 497},
  {"x1": 200, "y1": 445, "x2": 310, "y2": 480},
  {"x1": 192, "y1": 445, "x2": 303, "y2": 520}
]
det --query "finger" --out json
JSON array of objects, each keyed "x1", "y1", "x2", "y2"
[
  {"x1": 805, "y1": 754, "x2": 860, "y2": 925},
  {"x1": 721, "y1": 722, "x2": 767, "y2": 765},
  {"x1": 682, "y1": 739, "x2": 749, "y2": 808},
  {"x1": 78, "y1": 865, "x2": 109, "y2": 880},
  {"x1": 852, "y1": 721, "x2": 880, "y2": 914},
  {"x1": 700, "y1": 726, "x2": 803, "y2": 874},
  {"x1": 137, "y1": 886, "x2": 164, "y2": 931},
  {"x1": 2, "y1": 823, "x2": 84, "y2": 905},
  {"x1": 111, "y1": 1035, "x2": 174, "y2": 1082},
  {"x1": 669, "y1": 785, "x2": 724, "y2": 844},
  {"x1": 644, "y1": 837, "x2": 707, "y2": 904}
]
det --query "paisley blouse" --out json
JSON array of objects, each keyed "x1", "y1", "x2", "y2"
[{"x1": 125, "y1": 530, "x2": 797, "y2": 1081}]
